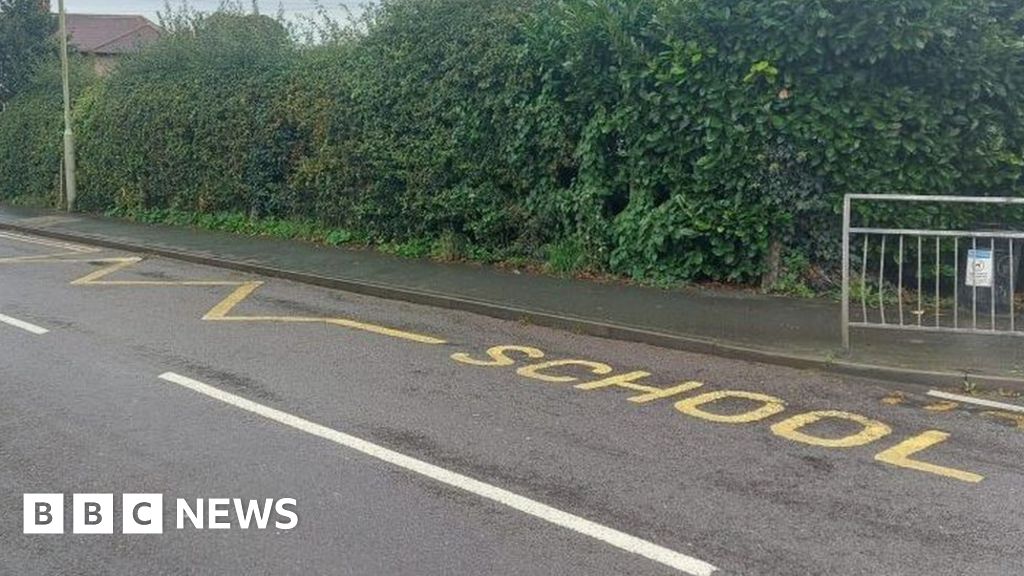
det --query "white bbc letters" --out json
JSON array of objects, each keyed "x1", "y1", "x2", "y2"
[
  {"x1": 122, "y1": 494, "x2": 164, "y2": 534},
  {"x1": 23, "y1": 494, "x2": 64, "y2": 534},
  {"x1": 73, "y1": 493, "x2": 114, "y2": 534}
]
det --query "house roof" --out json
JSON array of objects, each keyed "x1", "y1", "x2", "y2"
[{"x1": 65, "y1": 14, "x2": 162, "y2": 55}]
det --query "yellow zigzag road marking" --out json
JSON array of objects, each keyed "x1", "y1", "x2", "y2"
[
  {"x1": 0, "y1": 231, "x2": 97, "y2": 253},
  {"x1": 69, "y1": 257, "x2": 239, "y2": 287},
  {"x1": 0, "y1": 231, "x2": 101, "y2": 263},
  {"x1": 202, "y1": 281, "x2": 446, "y2": 343},
  {"x1": 0, "y1": 237, "x2": 446, "y2": 345},
  {"x1": 0, "y1": 252, "x2": 97, "y2": 263}
]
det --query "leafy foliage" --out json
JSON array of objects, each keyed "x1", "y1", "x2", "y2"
[
  {"x1": 0, "y1": 56, "x2": 94, "y2": 204},
  {"x1": 74, "y1": 9, "x2": 297, "y2": 216},
  {"x1": 3, "y1": 0, "x2": 1024, "y2": 287},
  {"x1": 283, "y1": 0, "x2": 546, "y2": 249},
  {"x1": 0, "y1": 0, "x2": 56, "y2": 105}
]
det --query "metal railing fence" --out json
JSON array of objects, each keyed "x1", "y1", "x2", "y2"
[{"x1": 842, "y1": 194, "x2": 1024, "y2": 350}]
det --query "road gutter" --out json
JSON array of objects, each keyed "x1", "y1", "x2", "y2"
[{"x1": 2, "y1": 220, "x2": 1021, "y2": 391}]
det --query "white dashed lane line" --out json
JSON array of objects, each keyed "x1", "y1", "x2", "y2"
[
  {"x1": 0, "y1": 313, "x2": 49, "y2": 335},
  {"x1": 927, "y1": 390, "x2": 1024, "y2": 414}
]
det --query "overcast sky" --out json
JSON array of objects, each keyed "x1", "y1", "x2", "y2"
[{"x1": 58, "y1": 1, "x2": 358, "y2": 23}]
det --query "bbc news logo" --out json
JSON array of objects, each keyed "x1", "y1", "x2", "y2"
[{"x1": 24, "y1": 494, "x2": 298, "y2": 534}]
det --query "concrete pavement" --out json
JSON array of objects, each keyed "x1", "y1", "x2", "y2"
[
  {"x1": 1, "y1": 205, "x2": 1022, "y2": 389},
  {"x1": 1, "y1": 230, "x2": 1022, "y2": 575}
]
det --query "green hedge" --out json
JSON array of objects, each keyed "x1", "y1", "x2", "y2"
[
  {"x1": 75, "y1": 13, "x2": 297, "y2": 215},
  {"x1": 526, "y1": 0, "x2": 1024, "y2": 281},
  {"x1": 0, "y1": 56, "x2": 94, "y2": 204},
  {"x1": 4, "y1": 0, "x2": 1023, "y2": 285},
  {"x1": 282, "y1": 0, "x2": 562, "y2": 257}
]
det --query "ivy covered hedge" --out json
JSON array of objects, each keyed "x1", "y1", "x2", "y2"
[{"x1": 3, "y1": 0, "x2": 1023, "y2": 287}]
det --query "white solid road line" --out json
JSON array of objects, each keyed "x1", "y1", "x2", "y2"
[
  {"x1": 158, "y1": 371, "x2": 718, "y2": 576},
  {"x1": 927, "y1": 390, "x2": 1024, "y2": 414},
  {"x1": 0, "y1": 313, "x2": 49, "y2": 335}
]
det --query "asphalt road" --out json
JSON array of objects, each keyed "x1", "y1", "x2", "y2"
[{"x1": 0, "y1": 231, "x2": 1021, "y2": 576}]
